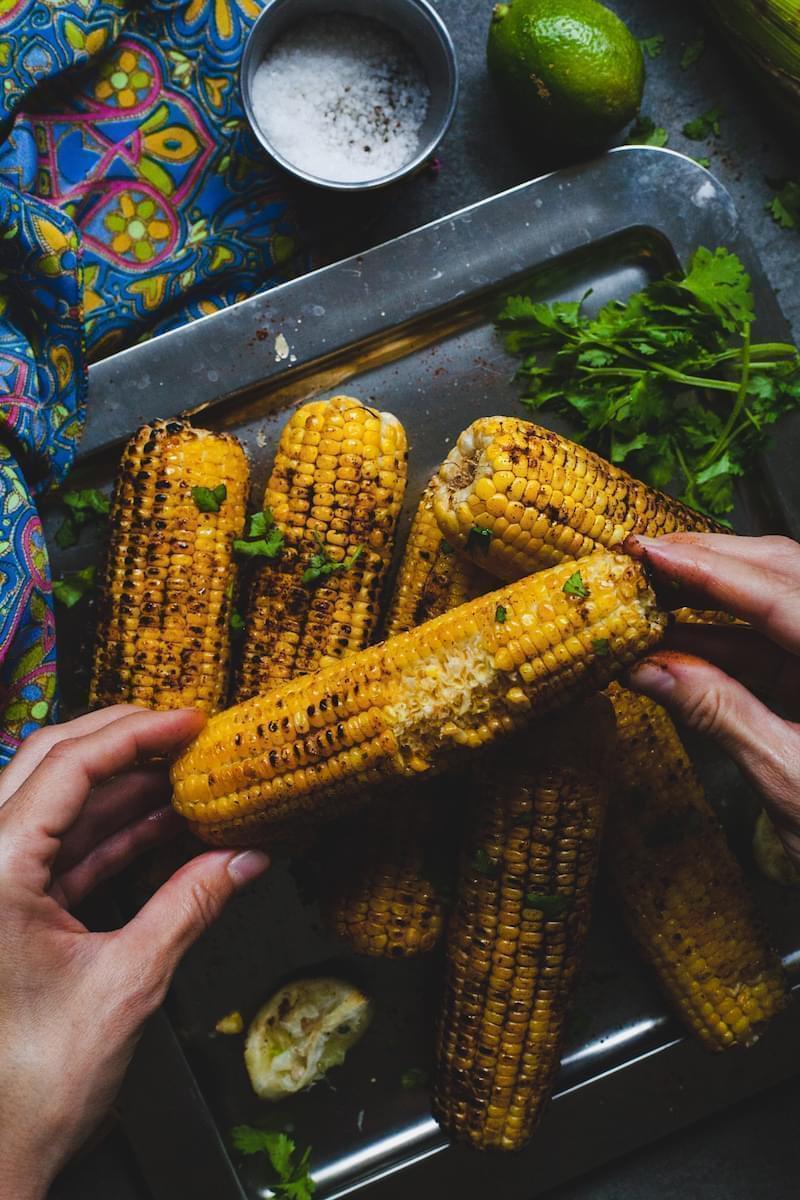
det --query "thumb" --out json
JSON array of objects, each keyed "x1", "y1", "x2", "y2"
[
  {"x1": 109, "y1": 848, "x2": 269, "y2": 1009},
  {"x1": 627, "y1": 650, "x2": 800, "y2": 827}
]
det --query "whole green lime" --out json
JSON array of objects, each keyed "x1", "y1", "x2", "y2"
[{"x1": 487, "y1": 0, "x2": 645, "y2": 150}]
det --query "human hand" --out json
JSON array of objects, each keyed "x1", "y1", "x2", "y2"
[
  {"x1": 624, "y1": 532, "x2": 800, "y2": 867},
  {"x1": 0, "y1": 706, "x2": 269, "y2": 1200}
]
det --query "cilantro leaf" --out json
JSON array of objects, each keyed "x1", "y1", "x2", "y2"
[
  {"x1": 495, "y1": 604, "x2": 507, "y2": 623},
  {"x1": 678, "y1": 246, "x2": 754, "y2": 332},
  {"x1": 692, "y1": 156, "x2": 711, "y2": 170},
  {"x1": 53, "y1": 565, "x2": 96, "y2": 608},
  {"x1": 230, "y1": 609, "x2": 245, "y2": 632},
  {"x1": 466, "y1": 525, "x2": 493, "y2": 552},
  {"x1": 766, "y1": 179, "x2": 800, "y2": 230},
  {"x1": 55, "y1": 488, "x2": 111, "y2": 549},
  {"x1": 525, "y1": 893, "x2": 571, "y2": 917},
  {"x1": 234, "y1": 509, "x2": 284, "y2": 560},
  {"x1": 473, "y1": 848, "x2": 499, "y2": 878},
  {"x1": 563, "y1": 570, "x2": 589, "y2": 599},
  {"x1": 232, "y1": 1126, "x2": 315, "y2": 1200},
  {"x1": 192, "y1": 483, "x2": 227, "y2": 513},
  {"x1": 680, "y1": 35, "x2": 705, "y2": 69},
  {"x1": 626, "y1": 115, "x2": 668, "y2": 148},
  {"x1": 682, "y1": 106, "x2": 722, "y2": 140},
  {"x1": 301, "y1": 533, "x2": 363, "y2": 584},
  {"x1": 640, "y1": 34, "x2": 665, "y2": 59},
  {"x1": 592, "y1": 638, "x2": 610, "y2": 656}
]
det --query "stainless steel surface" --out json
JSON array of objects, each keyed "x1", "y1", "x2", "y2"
[
  {"x1": 239, "y1": 0, "x2": 458, "y2": 191},
  {"x1": 55, "y1": 147, "x2": 800, "y2": 1199}
]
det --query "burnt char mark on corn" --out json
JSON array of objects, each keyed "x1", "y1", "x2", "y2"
[
  {"x1": 89, "y1": 420, "x2": 249, "y2": 713},
  {"x1": 171, "y1": 549, "x2": 667, "y2": 845},
  {"x1": 234, "y1": 396, "x2": 407, "y2": 701},
  {"x1": 605, "y1": 684, "x2": 789, "y2": 1051},
  {"x1": 433, "y1": 416, "x2": 723, "y2": 582},
  {"x1": 433, "y1": 705, "x2": 611, "y2": 1150}
]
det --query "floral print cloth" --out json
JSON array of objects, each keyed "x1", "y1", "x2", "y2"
[{"x1": 0, "y1": 0, "x2": 304, "y2": 764}]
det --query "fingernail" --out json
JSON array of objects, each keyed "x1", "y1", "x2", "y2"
[
  {"x1": 227, "y1": 849, "x2": 270, "y2": 888},
  {"x1": 627, "y1": 659, "x2": 675, "y2": 699},
  {"x1": 623, "y1": 534, "x2": 659, "y2": 558}
]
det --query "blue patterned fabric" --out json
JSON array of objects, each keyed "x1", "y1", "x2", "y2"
[{"x1": 0, "y1": 0, "x2": 304, "y2": 762}]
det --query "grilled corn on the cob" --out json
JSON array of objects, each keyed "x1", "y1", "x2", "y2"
[
  {"x1": 433, "y1": 416, "x2": 722, "y2": 581},
  {"x1": 605, "y1": 684, "x2": 789, "y2": 1050},
  {"x1": 89, "y1": 420, "x2": 249, "y2": 713},
  {"x1": 172, "y1": 549, "x2": 666, "y2": 845},
  {"x1": 234, "y1": 395, "x2": 407, "y2": 701},
  {"x1": 433, "y1": 701, "x2": 612, "y2": 1150}
]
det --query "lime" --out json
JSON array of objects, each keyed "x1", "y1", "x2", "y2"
[{"x1": 487, "y1": 0, "x2": 645, "y2": 150}]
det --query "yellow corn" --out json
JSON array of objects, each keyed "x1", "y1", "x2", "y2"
[
  {"x1": 89, "y1": 420, "x2": 249, "y2": 713},
  {"x1": 605, "y1": 684, "x2": 789, "y2": 1050},
  {"x1": 234, "y1": 395, "x2": 407, "y2": 701},
  {"x1": 433, "y1": 702, "x2": 611, "y2": 1150},
  {"x1": 171, "y1": 549, "x2": 666, "y2": 845},
  {"x1": 433, "y1": 416, "x2": 722, "y2": 581}
]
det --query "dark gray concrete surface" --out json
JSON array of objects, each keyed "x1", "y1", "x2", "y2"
[{"x1": 51, "y1": 1, "x2": 800, "y2": 1196}]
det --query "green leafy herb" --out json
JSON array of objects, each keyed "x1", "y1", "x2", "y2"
[
  {"x1": 55, "y1": 488, "x2": 111, "y2": 549},
  {"x1": 472, "y1": 848, "x2": 499, "y2": 878},
  {"x1": 440, "y1": 539, "x2": 454, "y2": 555},
  {"x1": 680, "y1": 35, "x2": 705, "y2": 69},
  {"x1": 52, "y1": 565, "x2": 96, "y2": 608},
  {"x1": 233, "y1": 509, "x2": 284, "y2": 560},
  {"x1": 301, "y1": 533, "x2": 363, "y2": 584},
  {"x1": 230, "y1": 609, "x2": 245, "y2": 632},
  {"x1": 232, "y1": 1126, "x2": 315, "y2": 1200},
  {"x1": 626, "y1": 115, "x2": 668, "y2": 148},
  {"x1": 640, "y1": 34, "x2": 665, "y2": 59},
  {"x1": 192, "y1": 483, "x2": 227, "y2": 513},
  {"x1": 766, "y1": 178, "x2": 800, "y2": 230},
  {"x1": 495, "y1": 604, "x2": 507, "y2": 623},
  {"x1": 563, "y1": 570, "x2": 589, "y2": 599},
  {"x1": 592, "y1": 638, "x2": 610, "y2": 656},
  {"x1": 682, "y1": 106, "x2": 722, "y2": 140},
  {"x1": 401, "y1": 1067, "x2": 428, "y2": 1089},
  {"x1": 693, "y1": 156, "x2": 711, "y2": 170},
  {"x1": 467, "y1": 525, "x2": 492, "y2": 552},
  {"x1": 497, "y1": 246, "x2": 800, "y2": 515},
  {"x1": 525, "y1": 893, "x2": 570, "y2": 917}
]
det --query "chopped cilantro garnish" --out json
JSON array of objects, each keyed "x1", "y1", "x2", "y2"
[
  {"x1": 230, "y1": 609, "x2": 245, "y2": 632},
  {"x1": 192, "y1": 483, "x2": 227, "y2": 513},
  {"x1": 682, "y1": 106, "x2": 722, "y2": 141},
  {"x1": 625, "y1": 115, "x2": 668, "y2": 148},
  {"x1": 55, "y1": 488, "x2": 110, "y2": 549},
  {"x1": 472, "y1": 847, "x2": 499, "y2": 878},
  {"x1": 497, "y1": 246, "x2": 800, "y2": 516},
  {"x1": 467, "y1": 525, "x2": 492, "y2": 552},
  {"x1": 563, "y1": 571, "x2": 589, "y2": 599},
  {"x1": 232, "y1": 1125, "x2": 315, "y2": 1200},
  {"x1": 440, "y1": 539, "x2": 455, "y2": 556},
  {"x1": 693, "y1": 156, "x2": 711, "y2": 170},
  {"x1": 52, "y1": 565, "x2": 96, "y2": 608},
  {"x1": 495, "y1": 604, "x2": 507, "y2": 623},
  {"x1": 592, "y1": 638, "x2": 610, "y2": 656},
  {"x1": 301, "y1": 533, "x2": 363, "y2": 585},
  {"x1": 639, "y1": 34, "x2": 664, "y2": 59},
  {"x1": 766, "y1": 179, "x2": 800, "y2": 230},
  {"x1": 234, "y1": 509, "x2": 284, "y2": 560},
  {"x1": 525, "y1": 893, "x2": 570, "y2": 917},
  {"x1": 680, "y1": 35, "x2": 705, "y2": 70}
]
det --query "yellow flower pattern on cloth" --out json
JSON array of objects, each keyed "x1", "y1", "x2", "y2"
[
  {"x1": 94, "y1": 47, "x2": 154, "y2": 109},
  {"x1": 104, "y1": 191, "x2": 172, "y2": 263}
]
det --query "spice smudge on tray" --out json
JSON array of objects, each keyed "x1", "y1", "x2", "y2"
[{"x1": 251, "y1": 13, "x2": 431, "y2": 183}]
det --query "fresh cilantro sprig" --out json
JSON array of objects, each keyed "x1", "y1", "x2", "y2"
[
  {"x1": 234, "y1": 510, "x2": 284, "y2": 560},
  {"x1": 680, "y1": 35, "x2": 705, "y2": 70},
  {"x1": 192, "y1": 483, "x2": 227, "y2": 513},
  {"x1": 625, "y1": 115, "x2": 668, "y2": 148},
  {"x1": 639, "y1": 34, "x2": 664, "y2": 59},
  {"x1": 55, "y1": 488, "x2": 110, "y2": 549},
  {"x1": 767, "y1": 178, "x2": 800, "y2": 230},
  {"x1": 301, "y1": 533, "x2": 363, "y2": 585},
  {"x1": 232, "y1": 1126, "x2": 315, "y2": 1200},
  {"x1": 497, "y1": 247, "x2": 800, "y2": 516},
  {"x1": 53, "y1": 565, "x2": 96, "y2": 608},
  {"x1": 525, "y1": 893, "x2": 571, "y2": 917},
  {"x1": 682, "y1": 106, "x2": 722, "y2": 140}
]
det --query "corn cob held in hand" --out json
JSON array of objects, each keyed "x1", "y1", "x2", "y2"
[
  {"x1": 234, "y1": 395, "x2": 407, "y2": 701},
  {"x1": 323, "y1": 479, "x2": 488, "y2": 956},
  {"x1": 605, "y1": 684, "x2": 788, "y2": 1050},
  {"x1": 89, "y1": 420, "x2": 249, "y2": 713},
  {"x1": 433, "y1": 416, "x2": 723, "y2": 581},
  {"x1": 434, "y1": 700, "x2": 612, "y2": 1150},
  {"x1": 172, "y1": 549, "x2": 666, "y2": 845}
]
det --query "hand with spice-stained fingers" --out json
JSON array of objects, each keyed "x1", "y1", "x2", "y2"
[
  {"x1": 625, "y1": 532, "x2": 800, "y2": 866},
  {"x1": 0, "y1": 706, "x2": 269, "y2": 1200}
]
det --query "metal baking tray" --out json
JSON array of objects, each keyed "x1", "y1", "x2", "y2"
[{"x1": 45, "y1": 147, "x2": 800, "y2": 1200}]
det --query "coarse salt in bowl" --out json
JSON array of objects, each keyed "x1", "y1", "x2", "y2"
[{"x1": 241, "y1": 0, "x2": 458, "y2": 191}]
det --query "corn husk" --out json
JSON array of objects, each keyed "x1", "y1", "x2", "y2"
[{"x1": 705, "y1": 0, "x2": 800, "y2": 127}]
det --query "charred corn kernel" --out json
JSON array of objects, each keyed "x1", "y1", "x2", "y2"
[
  {"x1": 605, "y1": 684, "x2": 789, "y2": 1051},
  {"x1": 385, "y1": 479, "x2": 492, "y2": 636},
  {"x1": 324, "y1": 786, "x2": 456, "y2": 956},
  {"x1": 89, "y1": 420, "x2": 248, "y2": 713},
  {"x1": 433, "y1": 416, "x2": 723, "y2": 581},
  {"x1": 433, "y1": 703, "x2": 612, "y2": 1151},
  {"x1": 172, "y1": 550, "x2": 666, "y2": 845},
  {"x1": 234, "y1": 395, "x2": 407, "y2": 701}
]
